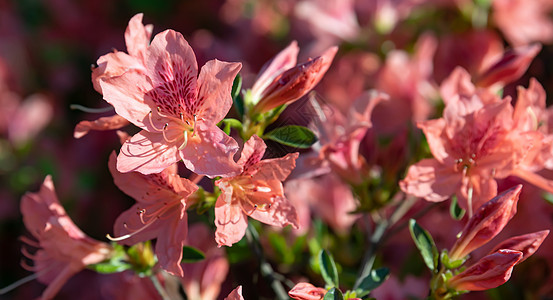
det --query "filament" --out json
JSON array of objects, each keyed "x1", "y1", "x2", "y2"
[{"x1": 178, "y1": 131, "x2": 189, "y2": 150}]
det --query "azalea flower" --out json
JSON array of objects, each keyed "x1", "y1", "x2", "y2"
[
  {"x1": 214, "y1": 135, "x2": 299, "y2": 247},
  {"x1": 100, "y1": 27, "x2": 242, "y2": 176},
  {"x1": 107, "y1": 152, "x2": 198, "y2": 276},
  {"x1": 400, "y1": 67, "x2": 546, "y2": 212},
  {"x1": 493, "y1": 0, "x2": 553, "y2": 46},
  {"x1": 19, "y1": 176, "x2": 113, "y2": 300}
]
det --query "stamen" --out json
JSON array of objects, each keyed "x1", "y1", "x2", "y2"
[
  {"x1": 178, "y1": 131, "x2": 189, "y2": 150},
  {"x1": 106, "y1": 219, "x2": 157, "y2": 242},
  {"x1": 192, "y1": 114, "x2": 197, "y2": 137},
  {"x1": 19, "y1": 236, "x2": 39, "y2": 248},
  {"x1": 148, "y1": 112, "x2": 166, "y2": 132},
  {"x1": 162, "y1": 124, "x2": 179, "y2": 143},
  {"x1": 0, "y1": 264, "x2": 56, "y2": 295}
]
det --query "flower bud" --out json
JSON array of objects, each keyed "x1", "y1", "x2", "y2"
[
  {"x1": 449, "y1": 185, "x2": 521, "y2": 260},
  {"x1": 288, "y1": 282, "x2": 327, "y2": 300},
  {"x1": 489, "y1": 230, "x2": 549, "y2": 263},
  {"x1": 448, "y1": 249, "x2": 522, "y2": 291},
  {"x1": 252, "y1": 46, "x2": 337, "y2": 114}
]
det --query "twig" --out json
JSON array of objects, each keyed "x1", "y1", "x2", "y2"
[{"x1": 245, "y1": 223, "x2": 289, "y2": 300}]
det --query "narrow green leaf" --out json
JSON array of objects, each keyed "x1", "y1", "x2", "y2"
[
  {"x1": 181, "y1": 246, "x2": 206, "y2": 263},
  {"x1": 449, "y1": 195, "x2": 466, "y2": 220},
  {"x1": 319, "y1": 249, "x2": 339, "y2": 288},
  {"x1": 408, "y1": 219, "x2": 439, "y2": 271},
  {"x1": 323, "y1": 287, "x2": 344, "y2": 300},
  {"x1": 264, "y1": 125, "x2": 318, "y2": 148},
  {"x1": 232, "y1": 74, "x2": 244, "y2": 117},
  {"x1": 355, "y1": 267, "x2": 390, "y2": 297}
]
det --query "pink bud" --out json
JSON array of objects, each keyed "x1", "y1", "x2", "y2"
[
  {"x1": 288, "y1": 282, "x2": 327, "y2": 300},
  {"x1": 489, "y1": 230, "x2": 549, "y2": 263},
  {"x1": 449, "y1": 185, "x2": 522, "y2": 260},
  {"x1": 252, "y1": 46, "x2": 337, "y2": 113},
  {"x1": 449, "y1": 249, "x2": 523, "y2": 291},
  {"x1": 224, "y1": 286, "x2": 244, "y2": 300},
  {"x1": 476, "y1": 44, "x2": 541, "y2": 88}
]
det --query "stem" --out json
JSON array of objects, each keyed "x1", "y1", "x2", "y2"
[
  {"x1": 353, "y1": 195, "x2": 418, "y2": 290},
  {"x1": 150, "y1": 274, "x2": 170, "y2": 300},
  {"x1": 245, "y1": 223, "x2": 289, "y2": 300}
]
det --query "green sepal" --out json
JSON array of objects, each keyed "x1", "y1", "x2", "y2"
[{"x1": 440, "y1": 250, "x2": 466, "y2": 269}]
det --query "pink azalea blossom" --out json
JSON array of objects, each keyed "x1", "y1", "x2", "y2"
[
  {"x1": 20, "y1": 176, "x2": 113, "y2": 300},
  {"x1": 180, "y1": 224, "x2": 229, "y2": 300},
  {"x1": 400, "y1": 67, "x2": 543, "y2": 212},
  {"x1": 315, "y1": 91, "x2": 388, "y2": 185},
  {"x1": 449, "y1": 185, "x2": 521, "y2": 260},
  {"x1": 448, "y1": 249, "x2": 523, "y2": 291},
  {"x1": 100, "y1": 28, "x2": 242, "y2": 176},
  {"x1": 493, "y1": 0, "x2": 553, "y2": 46},
  {"x1": 250, "y1": 41, "x2": 337, "y2": 114},
  {"x1": 288, "y1": 282, "x2": 327, "y2": 300},
  {"x1": 108, "y1": 152, "x2": 198, "y2": 276},
  {"x1": 294, "y1": 0, "x2": 360, "y2": 42},
  {"x1": 214, "y1": 135, "x2": 299, "y2": 247},
  {"x1": 224, "y1": 286, "x2": 244, "y2": 300}
]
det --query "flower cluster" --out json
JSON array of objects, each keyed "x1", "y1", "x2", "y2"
[{"x1": 2, "y1": 2, "x2": 553, "y2": 300}]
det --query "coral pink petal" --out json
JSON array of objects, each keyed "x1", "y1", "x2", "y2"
[
  {"x1": 400, "y1": 159, "x2": 461, "y2": 202},
  {"x1": 254, "y1": 152, "x2": 299, "y2": 182},
  {"x1": 113, "y1": 204, "x2": 158, "y2": 246},
  {"x1": 117, "y1": 130, "x2": 181, "y2": 175},
  {"x1": 125, "y1": 13, "x2": 153, "y2": 59},
  {"x1": 41, "y1": 265, "x2": 78, "y2": 300},
  {"x1": 74, "y1": 115, "x2": 129, "y2": 138},
  {"x1": 145, "y1": 29, "x2": 198, "y2": 89},
  {"x1": 238, "y1": 135, "x2": 267, "y2": 169},
  {"x1": 214, "y1": 196, "x2": 249, "y2": 247},
  {"x1": 248, "y1": 180, "x2": 299, "y2": 229},
  {"x1": 100, "y1": 70, "x2": 153, "y2": 129},
  {"x1": 196, "y1": 59, "x2": 242, "y2": 124},
  {"x1": 179, "y1": 124, "x2": 241, "y2": 178},
  {"x1": 92, "y1": 52, "x2": 145, "y2": 94},
  {"x1": 155, "y1": 208, "x2": 188, "y2": 277}
]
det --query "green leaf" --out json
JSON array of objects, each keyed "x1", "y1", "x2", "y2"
[
  {"x1": 232, "y1": 74, "x2": 244, "y2": 117},
  {"x1": 319, "y1": 249, "x2": 339, "y2": 288},
  {"x1": 220, "y1": 118, "x2": 243, "y2": 135},
  {"x1": 264, "y1": 125, "x2": 318, "y2": 148},
  {"x1": 181, "y1": 246, "x2": 206, "y2": 263},
  {"x1": 449, "y1": 195, "x2": 466, "y2": 220},
  {"x1": 355, "y1": 267, "x2": 390, "y2": 297},
  {"x1": 408, "y1": 219, "x2": 439, "y2": 271},
  {"x1": 323, "y1": 287, "x2": 344, "y2": 300},
  {"x1": 87, "y1": 244, "x2": 130, "y2": 274}
]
